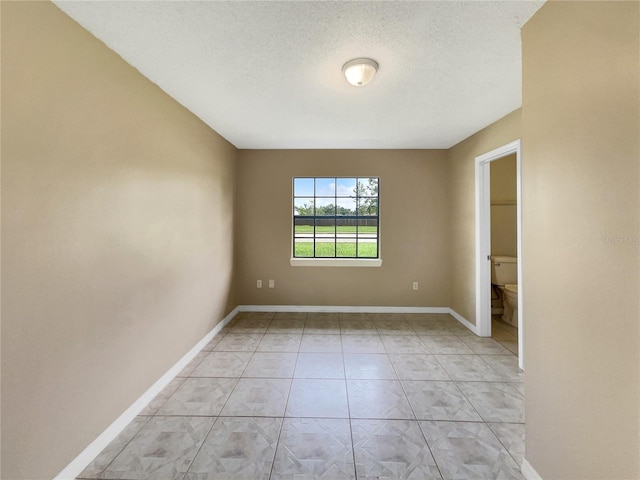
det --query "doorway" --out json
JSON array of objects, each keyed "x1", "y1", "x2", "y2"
[{"x1": 475, "y1": 140, "x2": 523, "y2": 369}]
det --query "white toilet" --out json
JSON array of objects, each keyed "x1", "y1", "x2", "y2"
[
  {"x1": 503, "y1": 284, "x2": 519, "y2": 328},
  {"x1": 491, "y1": 256, "x2": 519, "y2": 328}
]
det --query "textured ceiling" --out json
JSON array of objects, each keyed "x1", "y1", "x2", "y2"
[{"x1": 53, "y1": 1, "x2": 545, "y2": 149}]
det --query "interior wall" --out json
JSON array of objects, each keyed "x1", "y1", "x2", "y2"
[
  {"x1": 490, "y1": 154, "x2": 517, "y2": 257},
  {"x1": 522, "y1": 1, "x2": 639, "y2": 478},
  {"x1": 236, "y1": 149, "x2": 450, "y2": 307},
  {"x1": 447, "y1": 109, "x2": 521, "y2": 325},
  {"x1": 1, "y1": 2, "x2": 238, "y2": 478}
]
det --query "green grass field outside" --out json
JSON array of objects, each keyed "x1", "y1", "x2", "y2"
[
  {"x1": 294, "y1": 225, "x2": 377, "y2": 234},
  {"x1": 294, "y1": 242, "x2": 378, "y2": 258}
]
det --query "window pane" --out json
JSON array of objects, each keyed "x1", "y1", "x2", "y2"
[
  {"x1": 336, "y1": 218, "x2": 356, "y2": 234},
  {"x1": 315, "y1": 198, "x2": 335, "y2": 216},
  {"x1": 294, "y1": 239, "x2": 313, "y2": 257},
  {"x1": 315, "y1": 218, "x2": 336, "y2": 235},
  {"x1": 315, "y1": 178, "x2": 335, "y2": 197},
  {"x1": 357, "y1": 218, "x2": 378, "y2": 237},
  {"x1": 294, "y1": 217, "x2": 314, "y2": 235},
  {"x1": 336, "y1": 241, "x2": 357, "y2": 257},
  {"x1": 358, "y1": 198, "x2": 378, "y2": 216},
  {"x1": 294, "y1": 178, "x2": 314, "y2": 196},
  {"x1": 315, "y1": 241, "x2": 335, "y2": 257},
  {"x1": 357, "y1": 178, "x2": 378, "y2": 196},
  {"x1": 294, "y1": 198, "x2": 314, "y2": 216},
  {"x1": 337, "y1": 197, "x2": 356, "y2": 215},
  {"x1": 337, "y1": 178, "x2": 357, "y2": 197},
  {"x1": 358, "y1": 239, "x2": 378, "y2": 257}
]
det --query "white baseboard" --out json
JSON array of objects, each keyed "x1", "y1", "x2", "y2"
[
  {"x1": 54, "y1": 307, "x2": 238, "y2": 480},
  {"x1": 521, "y1": 458, "x2": 543, "y2": 480},
  {"x1": 447, "y1": 308, "x2": 479, "y2": 335},
  {"x1": 239, "y1": 305, "x2": 451, "y2": 314}
]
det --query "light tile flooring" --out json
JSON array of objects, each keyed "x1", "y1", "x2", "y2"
[
  {"x1": 491, "y1": 315, "x2": 519, "y2": 356},
  {"x1": 78, "y1": 312, "x2": 524, "y2": 480}
]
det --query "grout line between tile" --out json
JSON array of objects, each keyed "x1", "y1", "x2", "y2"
[{"x1": 179, "y1": 416, "x2": 218, "y2": 480}]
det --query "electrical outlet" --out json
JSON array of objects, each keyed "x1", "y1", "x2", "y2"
[
  {"x1": 412, "y1": 281, "x2": 419, "y2": 290},
  {"x1": 257, "y1": 280, "x2": 262, "y2": 288},
  {"x1": 269, "y1": 279, "x2": 275, "y2": 289}
]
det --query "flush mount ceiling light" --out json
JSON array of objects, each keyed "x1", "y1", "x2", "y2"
[{"x1": 342, "y1": 58, "x2": 378, "y2": 87}]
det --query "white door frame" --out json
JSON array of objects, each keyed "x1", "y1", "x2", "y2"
[{"x1": 475, "y1": 139, "x2": 523, "y2": 369}]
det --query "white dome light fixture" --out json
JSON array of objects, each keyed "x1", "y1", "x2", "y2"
[{"x1": 342, "y1": 58, "x2": 378, "y2": 87}]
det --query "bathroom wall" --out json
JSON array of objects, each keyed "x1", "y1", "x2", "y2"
[
  {"x1": 490, "y1": 154, "x2": 517, "y2": 257},
  {"x1": 1, "y1": 2, "x2": 238, "y2": 478},
  {"x1": 236, "y1": 149, "x2": 450, "y2": 307},
  {"x1": 447, "y1": 110, "x2": 521, "y2": 326},
  {"x1": 522, "y1": 1, "x2": 639, "y2": 478}
]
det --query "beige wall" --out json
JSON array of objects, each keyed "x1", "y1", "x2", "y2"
[
  {"x1": 490, "y1": 154, "x2": 517, "y2": 257},
  {"x1": 1, "y1": 2, "x2": 238, "y2": 478},
  {"x1": 522, "y1": 1, "x2": 639, "y2": 478},
  {"x1": 236, "y1": 149, "x2": 450, "y2": 307},
  {"x1": 447, "y1": 109, "x2": 521, "y2": 325}
]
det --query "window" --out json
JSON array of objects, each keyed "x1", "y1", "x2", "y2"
[{"x1": 292, "y1": 177, "x2": 379, "y2": 262}]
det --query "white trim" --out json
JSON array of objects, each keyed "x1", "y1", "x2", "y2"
[
  {"x1": 290, "y1": 258, "x2": 382, "y2": 267},
  {"x1": 474, "y1": 139, "x2": 524, "y2": 369},
  {"x1": 54, "y1": 307, "x2": 239, "y2": 480},
  {"x1": 516, "y1": 142, "x2": 524, "y2": 370},
  {"x1": 475, "y1": 152, "x2": 492, "y2": 337},
  {"x1": 239, "y1": 305, "x2": 449, "y2": 314},
  {"x1": 521, "y1": 458, "x2": 543, "y2": 480},
  {"x1": 447, "y1": 308, "x2": 479, "y2": 335}
]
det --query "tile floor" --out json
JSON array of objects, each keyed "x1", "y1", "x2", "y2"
[
  {"x1": 491, "y1": 315, "x2": 519, "y2": 356},
  {"x1": 78, "y1": 312, "x2": 524, "y2": 480}
]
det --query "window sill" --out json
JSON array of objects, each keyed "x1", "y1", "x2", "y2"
[{"x1": 290, "y1": 258, "x2": 382, "y2": 267}]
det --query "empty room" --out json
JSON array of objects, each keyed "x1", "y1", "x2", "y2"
[{"x1": 1, "y1": 1, "x2": 638, "y2": 479}]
